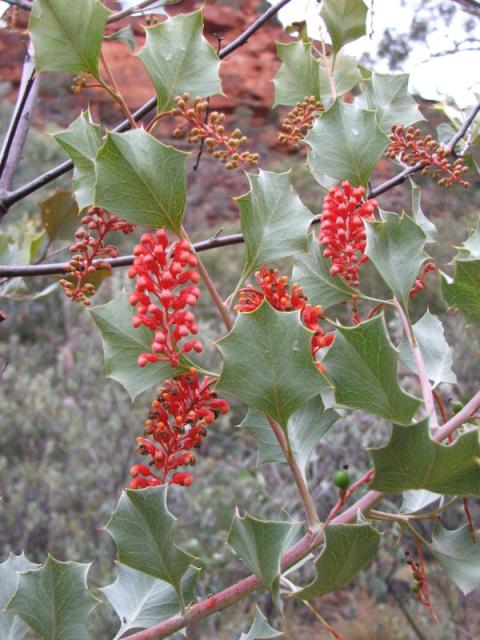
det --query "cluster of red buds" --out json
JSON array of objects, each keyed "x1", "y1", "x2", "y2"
[
  {"x1": 60, "y1": 207, "x2": 135, "y2": 304},
  {"x1": 387, "y1": 124, "x2": 470, "y2": 188},
  {"x1": 130, "y1": 371, "x2": 229, "y2": 488},
  {"x1": 236, "y1": 265, "x2": 335, "y2": 367},
  {"x1": 171, "y1": 94, "x2": 259, "y2": 170},
  {"x1": 405, "y1": 550, "x2": 436, "y2": 619},
  {"x1": 319, "y1": 181, "x2": 378, "y2": 287},
  {"x1": 128, "y1": 230, "x2": 203, "y2": 367},
  {"x1": 409, "y1": 262, "x2": 437, "y2": 299},
  {"x1": 278, "y1": 96, "x2": 324, "y2": 148}
]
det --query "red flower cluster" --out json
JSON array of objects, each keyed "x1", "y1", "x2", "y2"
[
  {"x1": 409, "y1": 262, "x2": 437, "y2": 299},
  {"x1": 130, "y1": 371, "x2": 229, "y2": 488},
  {"x1": 405, "y1": 550, "x2": 436, "y2": 619},
  {"x1": 278, "y1": 96, "x2": 324, "y2": 148},
  {"x1": 128, "y1": 230, "x2": 203, "y2": 367},
  {"x1": 319, "y1": 181, "x2": 377, "y2": 287},
  {"x1": 236, "y1": 266, "x2": 335, "y2": 364},
  {"x1": 387, "y1": 124, "x2": 469, "y2": 188},
  {"x1": 60, "y1": 207, "x2": 135, "y2": 304}
]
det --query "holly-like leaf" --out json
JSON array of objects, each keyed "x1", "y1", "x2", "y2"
[
  {"x1": 430, "y1": 524, "x2": 480, "y2": 596},
  {"x1": 323, "y1": 314, "x2": 419, "y2": 424},
  {"x1": 410, "y1": 179, "x2": 437, "y2": 243},
  {"x1": 29, "y1": 0, "x2": 109, "y2": 75},
  {"x1": 320, "y1": 0, "x2": 368, "y2": 53},
  {"x1": 55, "y1": 111, "x2": 103, "y2": 211},
  {"x1": 319, "y1": 50, "x2": 361, "y2": 100},
  {"x1": 238, "y1": 607, "x2": 284, "y2": 640},
  {"x1": 0, "y1": 553, "x2": 40, "y2": 640},
  {"x1": 456, "y1": 217, "x2": 480, "y2": 259},
  {"x1": 101, "y1": 564, "x2": 199, "y2": 640},
  {"x1": 306, "y1": 100, "x2": 389, "y2": 188},
  {"x1": 104, "y1": 26, "x2": 136, "y2": 51},
  {"x1": 369, "y1": 420, "x2": 480, "y2": 496},
  {"x1": 138, "y1": 10, "x2": 222, "y2": 113},
  {"x1": 105, "y1": 486, "x2": 196, "y2": 597},
  {"x1": 217, "y1": 301, "x2": 330, "y2": 429},
  {"x1": 273, "y1": 42, "x2": 320, "y2": 107},
  {"x1": 240, "y1": 396, "x2": 338, "y2": 477},
  {"x1": 6, "y1": 556, "x2": 99, "y2": 640},
  {"x1": 361, "y1": 72, "x2": 424, "y2": 133},
  {"x1": 39, "y1": 190, "x2": 80, "y2": 242},
  {"x1": 236, "y1": 170, "x2": 312, "y2": 279},
  {"x1": 94, "y1": 129, "x2": 188, "y2": 231},
  {"x1": 399, "y1": 310, "x2": 457, "y2": 388},
  {"x1": 90, "y1": 292, "x2": 191, "y2": 400},
  {"x1": 296, "y1": 524, "x2": 380, "y2": 599},
  {"x1": 292, "y1": 234, "x2": 359, "y2": 310},
  {"x1": 442, "y1": 259, "x2": 480, "y2": 327},
  {"x1": 400, "y1": 490, "x2": 441, "y2": 514},
  {"x1": 228, "y1": 512, "x2": 303, "y2": 600},
  {"x1": 365, "y1": 211, "x2": 427, "y2": 310}
]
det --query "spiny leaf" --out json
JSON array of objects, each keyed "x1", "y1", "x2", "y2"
[
  {"x1": 94, "y1": 129, "x2": 188, "y2": 232},
  {"x1": 138, "y1": 10, "x2": 222, "y2": 113},
  {"x1": 238, "y1": 607, "x2": 284, "y2": 640},
  {"x1": 319, "y1": 50, "x2": 361, "y2": 100},
  {"x1": 90, "y1": 292, "x2": 191, "y2": 400},
  {"x1": 228, "y1": 512, "x2": 303, "y2": 601},
  {"x1": 29, "y1": 0, "x2": 109, "y2": 75},
  {"x1": 430, "y1": 524, "x2": 480, "y2": 596},
  {"x1": 101, "y1": 564, "x2": 199, "y2": 640},
  {"x1": 320, "y1": 0, "x2": 368, "y2": 53},
  {"x1": 323, "y1": 314, "x2": 419, "y2": 424},
  {"x1": 410, "y1": 179, "x2": 437, "y2": 243},
  {"x1": 306, "y1": 100, "x2": 389, "y2": 188},
  {"x1": 0, "y1": 553, "x2": 40, "y2": 640},
  {"x1": 456, "y1": 217, "x2": 480, "y2": 259},
  {"x1": 292, "y1": 234, "x2": 359, "y2": 310},
  {"x1": 361, "y1": 72, "x2": 424, "y2": 133},
  {"x1": 55, "y1": 110, "x2": 102, "y2": 210},
  {"x1": 295, "y1": 524, "x2": 380, "y2": 598},
  {"x1": 400, "y1": 490, "x2": 441, "y2": 514},
  {"x1": 240, "y1": 395, "x2": 338, "y2": 477},
  {"x1": 236, "y1": 170, "x2": 312, "y2": 279},
  {"x1": 369, "y1": 420, "x2": 480, "y2": 496},
  {"x1": 6, "y1": 556, "x2": 99, "y2": 640},
  {"x1": 365, "y1": 210, "x2": 427, "y2": 310},
  {"x1": 442, "y1": 259, "x2": 480, "y2": 327},
  {"x1": 105, "y1": 486, "x2": 196, "y2": 596},
  {"x1": 399, "y1": 310, "x2": 457, "y2": 388},
  {"x1": 273, "y1": 42, "x2": 320, "y2": 106},
  {"x1": 39, "y1": 190, "x2": 80, "y2": 242},
  {"x1": 217, "y1": 301, "x2": 331, "y2": 429}
]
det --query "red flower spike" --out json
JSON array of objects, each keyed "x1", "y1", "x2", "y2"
[
  {"x1": 319, "y1": 181, "x2": 377, "y2": 288},
  {"x1": 409, "y1": 262, "x2": 437, "y2": 299},
  {"x1": 128, "y1": 230, "x2": 202, "y2": 368},
  {"x1": 387, "y1": 124, "x2": 470, "y2": 188},
  {"x1": 236, "y1": 266, "x2": 335, "y2": 369},
  {"x1": 129, "y1": 371, "x2": 229, "y2": 489},
  {"x1": 59, "y1": 207, "x2": 135, "y2": 304}
]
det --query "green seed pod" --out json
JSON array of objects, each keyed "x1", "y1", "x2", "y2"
[
  {"x1": 411, "y1": 583, "x2": 420, "y2": 594},
  {"x1": 334, "y1": 468, "x2": 350, "y2": 492},
  {"x1": 452, "y1": 401, "x2": 463, "y2": 414}
]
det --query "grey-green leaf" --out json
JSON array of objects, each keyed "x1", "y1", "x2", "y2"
[
  {"x1": 399, "y1": 310, "x2": 457, "y2": 388},
  {"x1": 94, "y1": 129, "x2": 188, "y2": 232},
  {"x1": 55, "y1": 111, "x2": 102, "y2": 210},
  {"x1": 138, "y1": 10, "x2": 222, "y2": 113},
  {"x1": 29, "y1": 0, "x2": 109, "y2": 75},
  {"x1": 320, "y1": 0, "x2": 368, "y2": 53},
  {"x1": 39, "y1": 190, "x2": 80, "y2": 242},
  {"x1": 296, "y1": 524, "x2": 380, "y2": 598},
  {"x1": 101, "y1": 564, "x2": 199, "y2": 640},
  {"x1": 0, "y1": 553, "x2": 40, "y2": 640},
  {"x1": 306, "y1": 100, "x2": 389, "y2": 187},
  {"x1": 228, "y1": 512, "x2": 303, "y2": 599},
  {"x1": 105, "y1": 486, "x2": 196, "y2": 595},
  {"x1": 90, "y1": 292, "x2": 191, "y2": 400},
  {"x1": 430, "y1": 524, "x2": 480, "y2": 596},
  {"x1": 365, "y1": 210, "x2": 427, "y2": 310},
  {"x1": 6, "y1": 556, "x2": 99, "y2": 640},
  {"x1": 273, "y1": 42, "x2": 320, "y2": 106},
  {"x1": 240, "y1": 395, "x2": 338, "y2": 478},
  {"x1": 400, "y1": 490, "x2": 441, "y2": 514},
  {"x1": 217, "y1": 301, "x2": 331, "y2": 429},
  {"x1": 238, "y1": 607, "x2": 284, "y2": 640},
  {"x1": 292, "y1": 234, "x2": 359, "y2": 310},
  {"x1": 361, "y1": 72, "x2": 424, "y2": 133},
  {"x1": 442, "y1": 259, "x2": 480, "y2": 327},
  {"x1": 410, "y1": 179, "x2": 437, "y2": 243},
  {"x1": 369, "y1": 420, "x2": 480, "y2": 496},
  {"x1": 236, "y1": 170, "x2": 312, "y2": 278},
  {"x1": 323, "y1": 314, "x2": 419, "y2": 424},
  {"x1": 319, "y1": 50, "x2": 361, "y2": 100}
]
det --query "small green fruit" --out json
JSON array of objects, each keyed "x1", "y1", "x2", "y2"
[
  {"x1": 334, "y1": 468, "x2": 350, "y2": 492},
  {"x1": 411, "y1": 583, "x2": 420, "y2": 594},
  {"x1": 452, "y1": 401, "x2": 464, "y2": 414}
]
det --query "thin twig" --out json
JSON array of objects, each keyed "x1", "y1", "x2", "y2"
[
  {"x1": 1, "y1": 0, "x2": 32, "y2": 10},
  {"x1": 0, "y1": 0, "x2": 294, "y2": 215}
]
